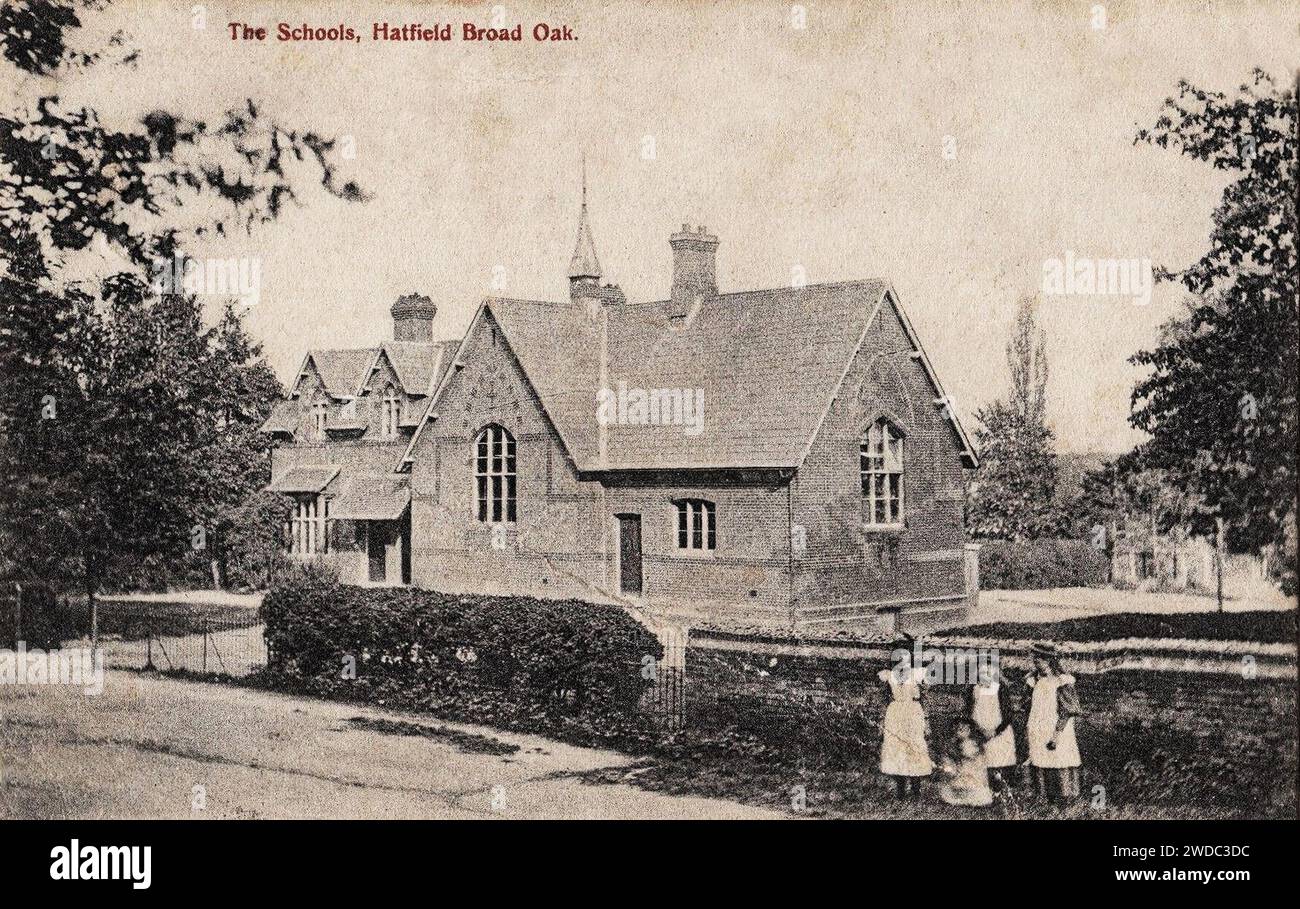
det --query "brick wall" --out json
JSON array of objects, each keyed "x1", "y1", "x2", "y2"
[
  {"x1": 684, "y1": 634, "x2": 1297, "y2": 812},
  {"x1": 791, "y1": 295, "x2": 969, "y2": 622},
  {"x1": 604, "y1": 477, "x2": 793, "y2": 625},
  {"x1": 406, "y1": 309, "x2": 797, "y2": 626},
  {"x1": 409, "y1": 309, "x2": 608, "y2": 598}
]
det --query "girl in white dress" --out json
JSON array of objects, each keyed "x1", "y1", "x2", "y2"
[
  {"x1": 1026, "y1": 643, "x2": 1082, "y2": 803},
  {"x1": 964, "y1": 660, "x2": 1020, "y2": 797},
  {"x1": 877, "y1": 639, "x2": 932, "y2": 799}
]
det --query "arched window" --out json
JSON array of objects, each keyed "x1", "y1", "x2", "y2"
[
  {"x1": 675, "y1": 499, "x2": 716, "y2": 551},
  {"x1": 475, "y1": 424, "x2": 517, "y2": 523},
  {"x1": 861, "y1": 418, "x2": 904, "y2": 525},
  {"x1": 380, "y1": 385, "x2": 400, "y2": 437}
]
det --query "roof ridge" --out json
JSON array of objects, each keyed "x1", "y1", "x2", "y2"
[
  {"x1": 623, "y1": 278, "x2": 890, "y2": 308},
  {"x1": 310, "y1": 345, "x2": 381, "y2": 355},
  {"x1": 484, "y1": 295, "x2": 567, "y2": 307}
]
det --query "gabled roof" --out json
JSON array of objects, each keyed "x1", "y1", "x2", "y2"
[
  {"x1": 259, "y1": 399, "x2": 298, "y2": 435},
  {"x1": 268, "y1": 466, "x2": 340, "y2": 493},
  {"x1": 329, "y1": 473, "x2": 410, "y2": 520},
  {"x1": 287, "y1": 340, "x2": 459, "y2": 403},
  {"x1": 358, "y1": 341, "x2": 459, "y2": 398},
  {"x1": 400, "y1": 281, "x2": 978, "y2": 472},
  {"x1": 294, "y1": 348, "x2": 379, "y2": 399}
]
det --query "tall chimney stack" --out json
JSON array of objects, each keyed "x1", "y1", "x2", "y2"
[
  {"x1": 669, "y1": 224, "x2": 719, "y2": 318},
  {"x1": 390, "y1": 293, "x2": 437, "y2": 342}
]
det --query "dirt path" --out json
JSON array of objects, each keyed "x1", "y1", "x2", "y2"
[{"x1": 0, "y1": 671, "x2": 781, "y2": 820}]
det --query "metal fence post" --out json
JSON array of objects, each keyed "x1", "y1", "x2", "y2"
[
  {"x1": 144, "y1": 608, "x2": 155, "y2": 672},
  {"x1": 202, "y1": 618, "x2": 208, "y2": 673}
]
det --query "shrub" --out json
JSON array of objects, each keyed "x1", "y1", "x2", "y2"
[
  {"x1": 978, "y1": 538, "x2": 1109, "y2": 589},
  {"x1": 961, "y1": 609, "x2": 1297, "y2": 644},
  {"x1": 259, "y1": 568, "x2": 664, "y2": 746},
  {"x1": 1, "y1": 582, "x2": 76, "y2": 650}
]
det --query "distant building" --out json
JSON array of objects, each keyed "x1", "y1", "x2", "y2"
[
  {"x1": 1110, "y1": 529, "x2": 1280, "y2": 600},
  {"x1": 262, "y1": 180, "x2": 980, "y2": 635}
]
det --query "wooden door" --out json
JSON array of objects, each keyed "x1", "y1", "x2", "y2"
[
  {"x1": 617, "y1": 514, "x2": 642, "y2": 596},
  {"x1": 367, "y1": 522, "x2": 386, "y2": 583}
]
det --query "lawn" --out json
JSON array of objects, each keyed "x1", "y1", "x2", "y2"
[{"x1": 959, "y1": 609, "x2": 1297, "y2": 644}]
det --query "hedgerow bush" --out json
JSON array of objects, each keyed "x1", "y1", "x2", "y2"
[
  {"x1": 1, "y1": 582, "x2": 76, "y2": 650},
  {"x1": 259, "y1": 565, "x2": 664, "y2": 745},
  {"x1": 979, "y1": 539, "x2": 1109, "y2": 589}
]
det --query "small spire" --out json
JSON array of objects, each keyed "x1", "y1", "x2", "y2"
[{"x1": 568, "y1": 156, "x2": 601, "y2": 283}]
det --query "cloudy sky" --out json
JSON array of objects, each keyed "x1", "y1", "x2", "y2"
[{"x1": 11, "y1": 0, "x2": 1296, "y2": 453}]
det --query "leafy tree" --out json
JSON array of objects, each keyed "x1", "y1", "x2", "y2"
[
  {"x1": 967, "y1": 295, "x2": 1061, "y2": 541},
  {"x1": 0, "y1": 229, "x2": 87, "y2": 583},
  {"x1": 0, "y1": 4, "x2": 363, "y2": 613},
  {"x1": 1071, "y1": 452, "x2": 1205, "y2": 544},
  {"x1": 1130, "y1": 70, "x2": 1297, "y2": 567},
  {"x1": 186, "y1": 307, "x2": 291, "y2": 590}
]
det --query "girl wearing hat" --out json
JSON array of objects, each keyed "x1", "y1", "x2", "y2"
[
  {"x1": 1026, "y1": 643, "x2": 1082, "y2": 803},
  {"x1": 963, "y1": 659, "x2": 1020, "y2": 797},
  {"x1": 877, "y1": 635, "x2": 933, "y2": 799}
]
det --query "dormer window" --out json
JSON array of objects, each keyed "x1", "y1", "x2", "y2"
[
  {"x1": 380, "y1": 385, "x2": 400, "y2": 438},
  {"x1": 311, "y1": 402, "x2": 328, "y2": 440},
  {"x1": 861, "y1": 418, "x2": 904, "y2": 526}
]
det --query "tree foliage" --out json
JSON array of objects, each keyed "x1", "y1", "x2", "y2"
[
  {"x1": 1130, "y1": 70, "x2": 1297, "y2": 559},
  {"x1": 0, "y1": 3, "x2": 363, "y2": 594},
  {"x1": 967, "y1": 295, "x2": 1061, "y2": 541}
]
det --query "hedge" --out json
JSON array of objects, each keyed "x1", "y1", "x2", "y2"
[
  {"x1": 961, "y1": 608, "x2": 1298, "y2": 644},
  {"x1": 259, "y1": 565, "x2": 664, "y2": 745},
  {"x1": 978, "y1": 539, "x2": 1109, "y2": 589},
  {"x1": 1, "y1": 583, "x2": 75, "y2": 650}
]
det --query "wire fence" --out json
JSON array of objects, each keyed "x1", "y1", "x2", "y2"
[
  {"x1": 99, "y1": 612, "x2": 267, "y2": 678},
  {"x1": 0, "y1": 589, "x2": 269, "y2": 678}
]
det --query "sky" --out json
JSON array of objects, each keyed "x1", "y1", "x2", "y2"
[{"x1": 9, "y1": 0, "x2": 1297, "y2": 454}]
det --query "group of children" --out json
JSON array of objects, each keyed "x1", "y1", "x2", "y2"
[{"x1": 876, "y1": 639, "x2": 1083, "y2": 808}]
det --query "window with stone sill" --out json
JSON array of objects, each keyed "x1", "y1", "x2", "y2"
[{"x1": 675, "y1": 499, "x2": 716, "y2": 551}]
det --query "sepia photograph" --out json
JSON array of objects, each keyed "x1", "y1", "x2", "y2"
[{"x1": 0, "y1": 0, "x2": 1295, "y2": 891}]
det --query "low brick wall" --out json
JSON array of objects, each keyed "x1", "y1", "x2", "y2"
[{"x1": 683, "y1": 631, "x2": 1297, "y2": 814}]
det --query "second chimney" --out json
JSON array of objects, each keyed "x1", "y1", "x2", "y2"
[
  {"x1": 669, "y1": 224, "x2": 719, "y2": 318},
  {"x1": 390, "y1": 293, "x2": 437, "y2": 342}
]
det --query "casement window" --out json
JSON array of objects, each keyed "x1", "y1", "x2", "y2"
[
  {"x1": 861, "y1": 418, "x2": 904, "y2": 525},
  {"x1": 380, "y1": 385, "x2": 400, "y2": 438},
  {"x1": 475, "y1": 424, "x2": 517, "y2": 523},
  {"x1": 311, "y1": 402, "x2": 328, "y2": 440},
  {"x1": 291, "y1": 495, "x2": 329, "y2": 555},
  {"x1": 675, "y1": 499, "x2": 716, "y2": 551}
]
